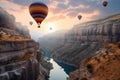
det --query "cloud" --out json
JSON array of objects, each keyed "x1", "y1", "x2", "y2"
[
  {"x1": 0, "y1": 7, "x2": 15, "y2": 29},
  {"x1": 0, "y1": 0, "x2": 25, "y2": 11},
  {"x1": 82, "y1": 10, "x2": 101, "y2": 21},
  {"x1": 48, "y1": 0, "x2": 101, "y2": 19},
  {"x1": 0, "y1": 7, "x2": 30, "y2": 38},
  {"x1": 57, "y1": 3, "x2": 69, "y2": 9},
  {"x1": 79, "y1": 4, "x2": 90, "y2": 9},
  {"x1": 9, "y1": 0, "x2": 51, "y2": 5},
  {"x1": 1, "y1": 0, "x2": 120, "y2": 37},
  {"x1": 4, "y1": 0, "x2": 120, "y2": 20},
  {"x1": 46, "y1": 15, "x2": 66, "y2": 22}
]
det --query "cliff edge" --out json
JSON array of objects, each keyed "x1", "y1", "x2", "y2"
[
  {"x1": 0, "y1": 7, "x2": 50, "y2": 80},
  {"x1": 69, "y1": 42, "x2": 120, "y2": 80}
]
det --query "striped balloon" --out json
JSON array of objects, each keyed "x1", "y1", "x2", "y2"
[{"x1": 29, "y1": 2, "x2": 48, "y2": 28}]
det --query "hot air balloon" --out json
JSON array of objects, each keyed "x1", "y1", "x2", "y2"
[
  {"x1": 29, "y1": 2, "x2": 48, "y2": 28},
  {"x1": 50, "y1": 27, "x2": 52, "y2": 30},
  {"x1": 102, "y1": 1, "x2": 108, "y2": 7},
  {"x1": 78, "y1": 15, "x2": 82, "y2": 20},
  {"x1": 29, "y1": 21, "x2": 33, "y2": 25}
]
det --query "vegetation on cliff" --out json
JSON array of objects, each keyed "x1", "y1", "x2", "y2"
[{"x1": 69, "y1": 42, "x2": 120, "y2": 80}]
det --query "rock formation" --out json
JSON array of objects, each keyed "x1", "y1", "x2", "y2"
[
  {"x1": 59, "y1": 14, "x2": 120, "y2": 80},
  {"x1": 66, "y1": 13, "x2": 120, "y2": 44},
  {"x1": 68, "y1": 42, "x2": 120, "y2": 80},
  {"x1": 45, "y1": 13, "x2": 120, "y2": 67},
  {"x1": 38, "y1": 13, "x2": 120, "y2": 80},
  {"x1": 0, "y1": 7, "x2": 51, "y2": 80},
  {"x1": 0, "y1": 40, "x2": 51, "y2": 80}
]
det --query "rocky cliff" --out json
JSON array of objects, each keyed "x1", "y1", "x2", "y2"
[
  {"x1": 38, "y1": 13, "x2": 120, "y2": 79},
  {"x1": 0, "y1": 40, "x2": 51, "y2": 80},
  {"x1": 50, "y1": 13, "x2": 120, "y2": 67},
  {"x1": 56, "y1": 14, "x2": 120, "y2": 80},
  {"x1": 0, "y1": 7, "x2": 51, "y2": 80},
  {"x1": 69, "y1": 42, "x2": 120, "y2": 80},
  {"x1": 66, "y1": 13, "x2": 120, "y2": 43},
  {"x1": 0, "y1": 40, "x2": 49, "y2": 80}
]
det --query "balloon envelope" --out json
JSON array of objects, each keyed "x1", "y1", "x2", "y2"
[
  {"x1": 29, "y1": 21, "x2": 33, "y2": 25},
  {"x1": 29, "y1": 2, "x2": 48, "y2": 28},
  {"x1": 103, "y1": 1, "x2": 108, "y2": 7},
  {"x1": 50, "y1": 27, "x2": 52, "y2": 30},
  {"x1": 78, "y1": 15, "x2": 82, "y2": 20}
]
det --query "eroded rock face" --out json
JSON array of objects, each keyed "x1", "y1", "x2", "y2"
[
  {"x1": 38, "y1": 14, "x2": 120, "y2": 68},
  {"x1": 50, "y1": 14, "x2": 120, "y2": 67},
  {"x1": 0, "y1": 7, "x2": 50, "y2": 80},
  {"x1": 65, "y1": 15, "x2": 120, "y2": 80},
  {"x1": 0, "y1": 40, "x2": 50, "y2": 80},
  {"x1": 65, "y1": 14, "x2": 120, "y2": 44},
  {"x1": 68, "y1": 42, "x2": 120, "y2": 80}
]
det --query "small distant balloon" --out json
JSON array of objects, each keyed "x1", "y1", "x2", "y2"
[
  {"x1": 78, "y1": 15, "x2": 82, "y2": 20},
  {"x1": 29, "y1": 2, "x2": 48, "y2": 28},
  {"x1": 29, "y1": 21, "x2": 33, "y2": 25},
  {"x1": 102, "y1": 1, "x2": 108, "y2": 7},
  {"x1": 50, "y1": 27, "x2": 52, "y2": 30}
]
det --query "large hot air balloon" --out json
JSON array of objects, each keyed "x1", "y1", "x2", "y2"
[
  {"x1": 102, "y1": 1, "x2": 108, "y2": 7},
  {"x1": 29, "y1": 2, "x2": 48, "y2": 28},
  {"x1": 78, "y1": 15, "x2": 82, "y2": 20}
]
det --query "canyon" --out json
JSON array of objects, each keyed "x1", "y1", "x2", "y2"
[{"x1": 39, "y1": 13, "x2": 120, "y2": 80}]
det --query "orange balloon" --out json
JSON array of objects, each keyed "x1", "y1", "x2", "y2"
[{"x1": 29, "y1": 2, "x2": 48, "y2": 28}]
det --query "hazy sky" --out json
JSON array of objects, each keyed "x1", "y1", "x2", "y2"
[{"x1": 0, "y1": 0, "x2": 120, "y2": 40}]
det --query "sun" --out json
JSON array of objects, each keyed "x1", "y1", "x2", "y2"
[{"x1": 45, "y1": 23, "x2": 56, "y2": 33}]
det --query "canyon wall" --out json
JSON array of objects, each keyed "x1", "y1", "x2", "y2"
[
  {"x1": 65, "y1": 14, "x2": 120, "y2": 44},
  {"x1": 68, "y1": 42, "x2": 120, "y2": 80},
  {"x1": 0, "y1": 40, "x2": 50, "y2": 80},
  {"x1": 38, "y1": 13, "x2": 120, "y2": 68},
  {"x1": 0, "y1": 7, "x2": 51, "y2": 80}
]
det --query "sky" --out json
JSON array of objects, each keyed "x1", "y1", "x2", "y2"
[{"x1": 0, "y1": 0, "x2": 120, "y2": 40}]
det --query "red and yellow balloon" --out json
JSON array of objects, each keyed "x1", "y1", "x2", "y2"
[
  {"x1": 29, "y1": 2, "x2": 48, "y2": 28},
  {"x1": 102, "y1": 1, "x2": 108, "y2": 7}
]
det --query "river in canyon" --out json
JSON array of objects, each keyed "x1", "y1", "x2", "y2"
[{"x1": 48, "y1": 58, "x2": 76, "y2": 80}]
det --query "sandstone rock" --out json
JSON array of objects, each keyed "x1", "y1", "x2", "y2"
[
  {"x1": 68, "y1": 42, "x2": 120, "y2": 80},
  {"x1": 0, "y1": 7, "x2": 50, "y2": 80}
]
